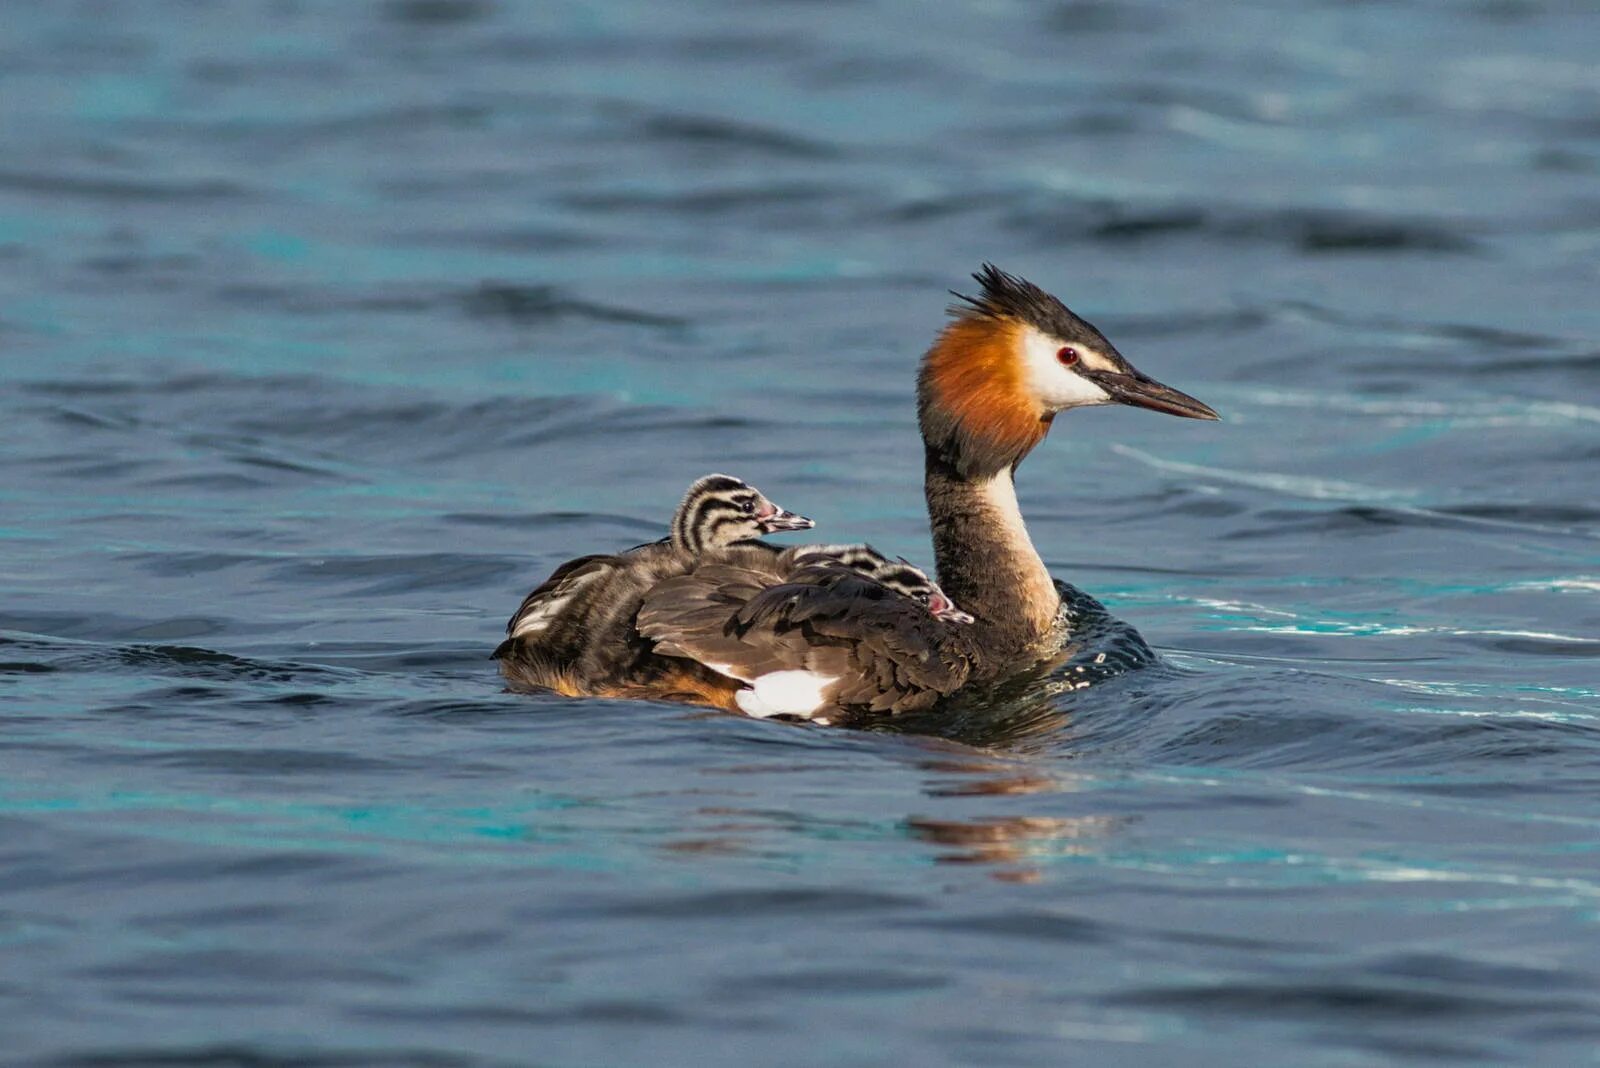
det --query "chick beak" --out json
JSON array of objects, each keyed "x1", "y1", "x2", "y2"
[
  {"x1": 1085, "y1": 368, "x2": 1219, "y2": 421},
  {"x1": 757, "y1": 506, "x2": 815, "y2": 534},
  {"x1": 928, "y1": 591, "x2": 975, "y2": 625}
]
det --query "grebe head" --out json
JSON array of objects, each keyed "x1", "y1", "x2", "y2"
[
  {"x1": 672, "y1": 474, "x2": 814, "y2": 553},
  {"x1": 918, "y1": 264, "x2": 1218, "y2": 476},
  {"x1": 789, "y1": 544, "x2": 973, "y2": 623},
  {"x1": 870, "y1": 556, "x2": 974, "y2": 624},
  {"x1": 790, "y1": 546, "x2": 966, "y2": 620}
]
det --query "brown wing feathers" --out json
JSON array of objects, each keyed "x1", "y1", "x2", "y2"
[
  {"x1": 494, "y1": 483, "x2": 972, "y2": 716},
  {"x1": 637, "y1": 564, "x2": 797, "y2": 682},
  {"x1": 638, "y1": 563, "x2": 974, "y2": 717}
]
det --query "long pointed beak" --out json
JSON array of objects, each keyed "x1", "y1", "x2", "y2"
[
  {"x1": 759, "y1": 508, "x2": 815, "y2": 534},
  {"x1": 1086, "y1": 370, "x2": 1219, "y2": 421}
]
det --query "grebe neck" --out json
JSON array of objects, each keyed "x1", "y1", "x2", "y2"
[{"x1": 924, "y1": 445, "x2": 1061, "y2": 671}]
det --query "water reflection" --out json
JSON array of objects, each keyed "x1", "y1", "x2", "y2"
[
  {"x1": 909, "y1": 753, "x2": 1131, "y2": 882},
  {"x1": 872, "y1": 689, "x2": 1072, "y2": 748},
  {"x1": 906, "y1": 814, "x2": 1128, "y2": 883},
  {"x1": 864, "y1": 582, "x2": 1163, "y2": 748},
  {"x1": 664, "y1": 727, "x2": 1131, "y2": 882}
]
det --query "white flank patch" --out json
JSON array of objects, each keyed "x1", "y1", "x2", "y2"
[
  {"x1": 734, "y1": 670, "x2": 836, "y2": 719},
  {"x1": 734, "y1": 690, "x2": 782, "y2": 718}
]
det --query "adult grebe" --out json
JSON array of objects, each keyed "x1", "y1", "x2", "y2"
[{"x1": 495, "y1": 265, "x2": 1217, "y2": 719}]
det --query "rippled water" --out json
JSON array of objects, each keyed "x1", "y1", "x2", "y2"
[{"x1": 4, "y1": 2, "x2": 1600, "y2": 1064}]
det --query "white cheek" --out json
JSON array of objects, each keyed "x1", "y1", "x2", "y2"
[{"x1": 1019, "y1": 327, "x2": 1111, "y2": 410}]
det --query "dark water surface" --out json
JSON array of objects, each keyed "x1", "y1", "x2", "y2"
[{"x1": 4, "y1": 2, "x2": 1600, "y2": 1064}]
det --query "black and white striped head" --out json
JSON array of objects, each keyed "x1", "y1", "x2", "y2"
[
  {"x1": 790, "y1": 543, "x2": 894, "y2": 573},
  {"x1": 795, "y1": 544, "x2": 972, "y2": 624},
  {"x1": 671, "y1": 474, "x2": 814, "y2": 554},
  {"x1": 866, "y1": 557, "x2": 974, "y2": 625}
]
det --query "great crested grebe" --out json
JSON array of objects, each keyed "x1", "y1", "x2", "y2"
[{"x1": 495, "y1": 265, "x2": 1217, "y2": 719}]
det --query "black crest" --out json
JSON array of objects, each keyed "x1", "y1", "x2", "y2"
[{"x1": 949, "y1": 263, "x2": 1113, "y2": 351}]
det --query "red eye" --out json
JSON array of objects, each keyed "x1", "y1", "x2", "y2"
[{"x1": 1057, "y1": 347, "x2": 1079, "y2": 366}]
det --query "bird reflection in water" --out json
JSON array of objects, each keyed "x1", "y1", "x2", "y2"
[
  {"x1": 660, "y1": 657, "x2": 1139, "y2": 875},
  {"x1": 908, "y1": 754, "x2": 1133, "y2": 883}
]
